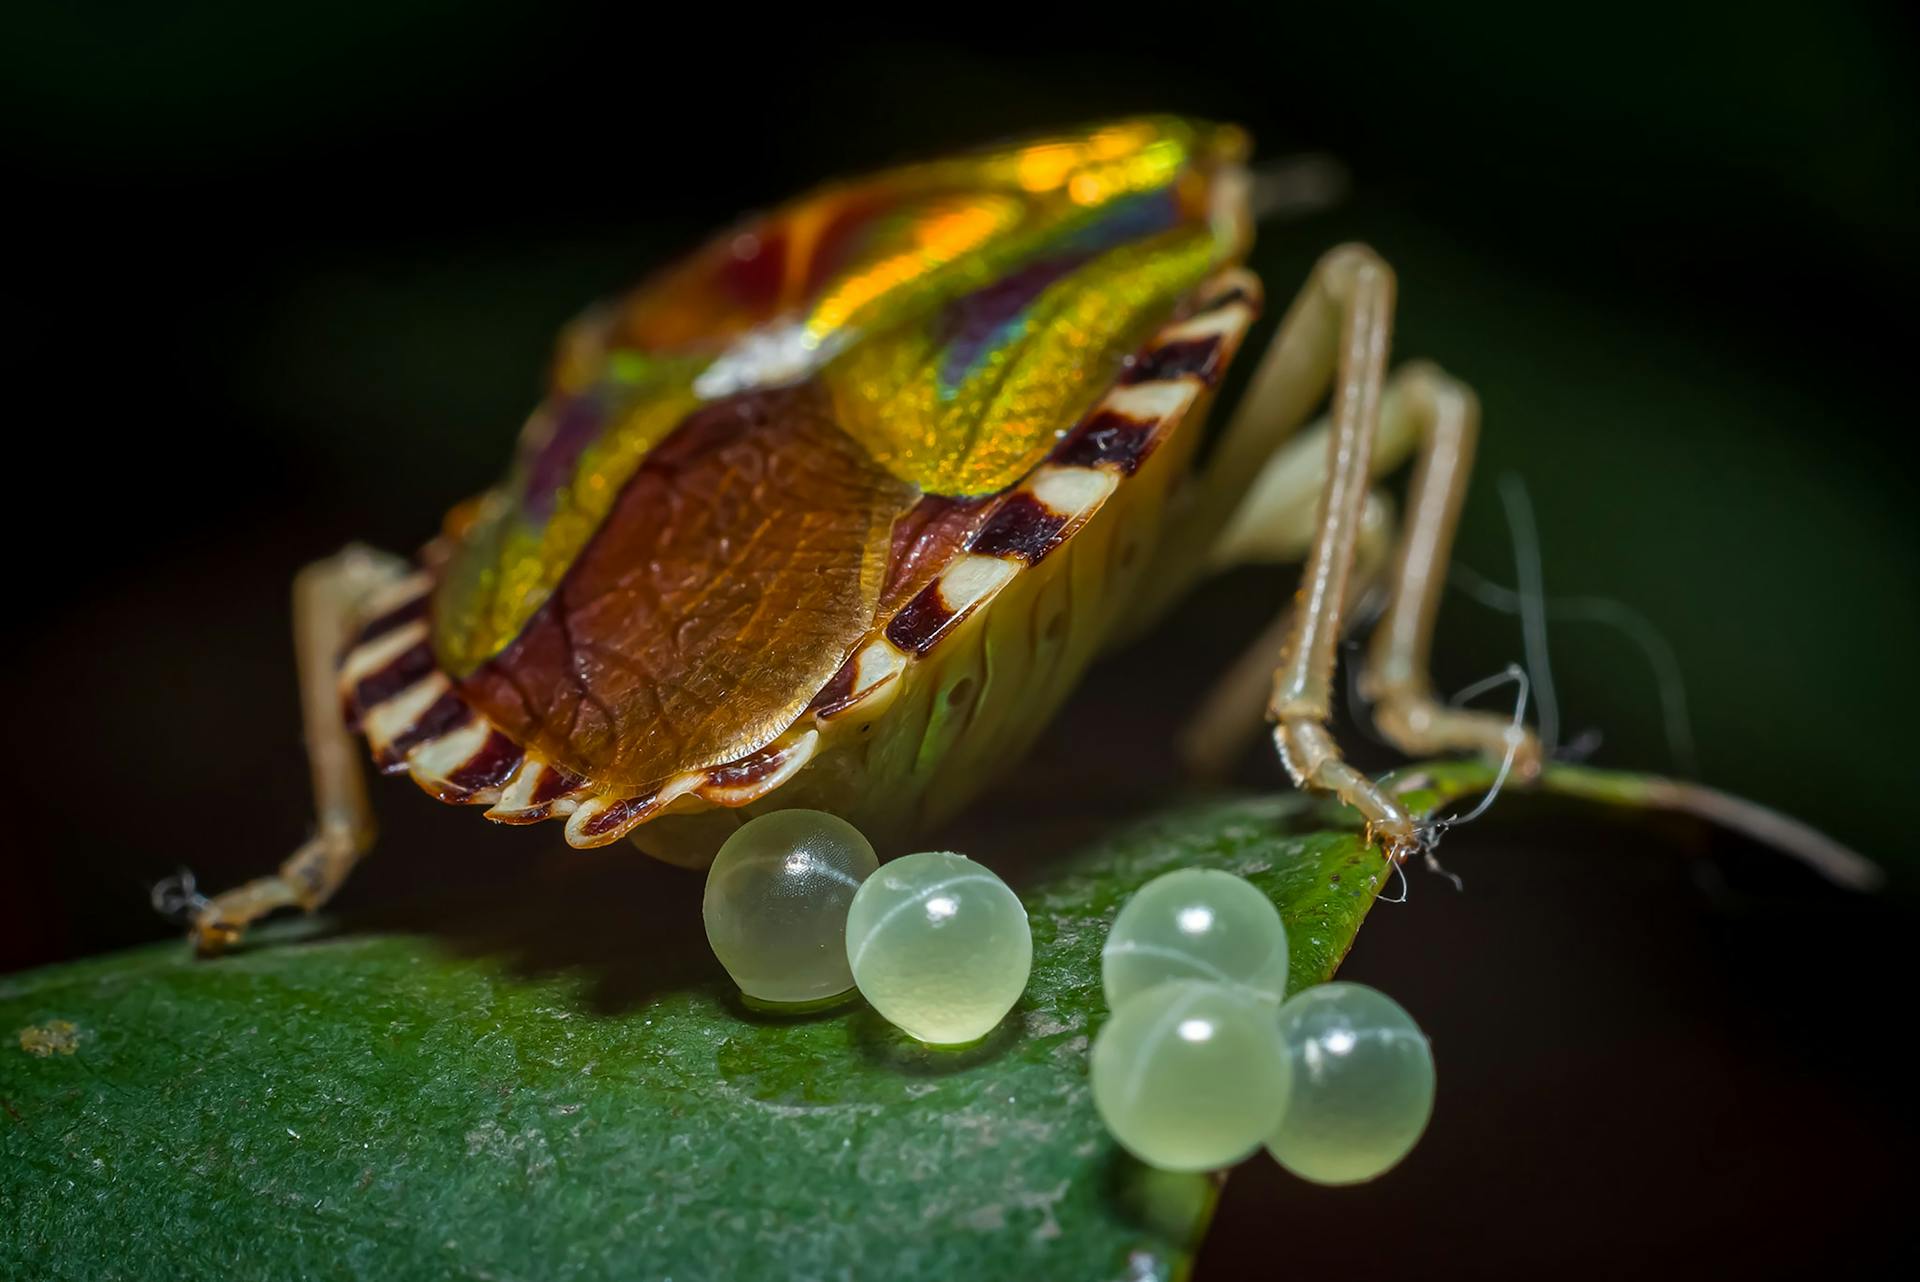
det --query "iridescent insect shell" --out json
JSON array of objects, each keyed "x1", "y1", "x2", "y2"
[{"x1": 336, "y1": 118, "x2": 1264, "y2": 866}]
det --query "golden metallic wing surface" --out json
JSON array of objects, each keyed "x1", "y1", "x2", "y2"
[{"x1": 822, "y1": 221, "x2": 1223, "y2": 496}]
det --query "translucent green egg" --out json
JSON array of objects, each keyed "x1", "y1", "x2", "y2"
[
  {"x1": 1265, "y1": 982, "x2": 1435, "y2": 1185},
  {"x1": 1090, "y1": 979, "x2": 1291, "y2": 1172},
  {"x1": 1102, "y1": 869, "x2": 1289, "y2": 1009},
  {"x1": 844, "y1": 850, "x2": 1031, "y2": 1045},
  {"x1": 702, "y1": 809, "x2": 878, "y2": 1005}
]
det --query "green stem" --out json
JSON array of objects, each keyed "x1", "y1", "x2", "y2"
[{"x1": 1378, "y1": 758, "x2": 1880, "y2": 891}]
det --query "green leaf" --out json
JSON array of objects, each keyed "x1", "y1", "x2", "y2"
[{"x1": 0, "y1": 765, "x2": 1870, "y2": 1279}]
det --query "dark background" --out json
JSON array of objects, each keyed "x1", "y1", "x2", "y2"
[{"x1": 5, "y1": 2, "x2": 1917, "y2": 1276}]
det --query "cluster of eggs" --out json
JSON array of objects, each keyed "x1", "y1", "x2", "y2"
[
  {"x1": 702, "y1": 810, "x2": 1031, "y2": 1044},
  {"x1": 1093, "y1": 869, "x2": 1435, "y2": 1183},
  {"x1": 702, "y1": 810, "x2": 1434, "y2": 1185}
]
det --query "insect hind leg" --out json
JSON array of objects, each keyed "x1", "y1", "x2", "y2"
[{"x1": 178, "y1": 546, "x2": 404, "y2": 954}]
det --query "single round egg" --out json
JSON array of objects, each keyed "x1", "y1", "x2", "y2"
[
  {"x1": 1265, "y1": 981, "x2": 1435, "y2": 1184},
  {"x1": 702, "y1": 809, "x2": 878, "y2": 1005},
  {"x1": 844, "y1": 850, "x2": 1031, "y2": 1044},
  {"x1": 1091, "y1": 978, "x2": 1292, "y2": 1171},
  {"x1": 1102, "y1": 868, "x2": 1289, "y2": 1009}
]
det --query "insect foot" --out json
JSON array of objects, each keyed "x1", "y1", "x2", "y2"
[
  {"x1": 149, "y1": 868, "x2": 248, "y2": 956},
  {"x1": 190, "y1": 914, "x2": 246, "y2": 958},
  {"x1": 1362, "y1": 820, "x2": 1423, "y2": 869},
  {"x1": 149, "y1": 870, "x2": 211, "y2": 926}
]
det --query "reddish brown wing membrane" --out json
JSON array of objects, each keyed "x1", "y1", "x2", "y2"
[{"x1": 457, "y1": 387, "x2": 915, "y2": 790}]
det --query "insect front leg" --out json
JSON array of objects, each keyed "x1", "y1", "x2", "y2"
[
  {"x1": 1258, "y1": 247, "x2": 1423, "y2": 854},
  {"x1": 1194, "y1": 361, "x2": 1547, "y2": 782},
  {"x1": 1172, "y1": 246, "x2": 1541, "y2": 857},
  {"x1": 185, "y1": 546, "x2": 403, "y2": 954}
]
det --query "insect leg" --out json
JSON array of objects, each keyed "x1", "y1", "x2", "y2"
[
  {"x1": 1359, "y1": 363, "x2": 1544, "y2": 774},
  {"x1": 1262, "y1": 247, "x2": 1424, "y2": 855},
  {"x1": 1178, "y1": 489, "x2": 1396, "y2": 780},
  {"x1": 189, "y1": 547, "x2": 401, "y2": 954}
]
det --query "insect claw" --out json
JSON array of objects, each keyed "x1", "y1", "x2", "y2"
[
  {"x1": 151, "y1": 868, "x2": 259, "y2": 954},
  {"x1": 150, "y1": 869, "x2": 211, "y2": 926}
]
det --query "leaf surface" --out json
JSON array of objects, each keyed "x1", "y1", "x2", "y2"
[{"x1": 0, "y1": 764, "x2": 1857, "y2": 1280}]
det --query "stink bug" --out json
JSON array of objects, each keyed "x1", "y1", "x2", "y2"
[{"x1": 183, "y1": 117, "x2": 1540, "y2": 954}]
